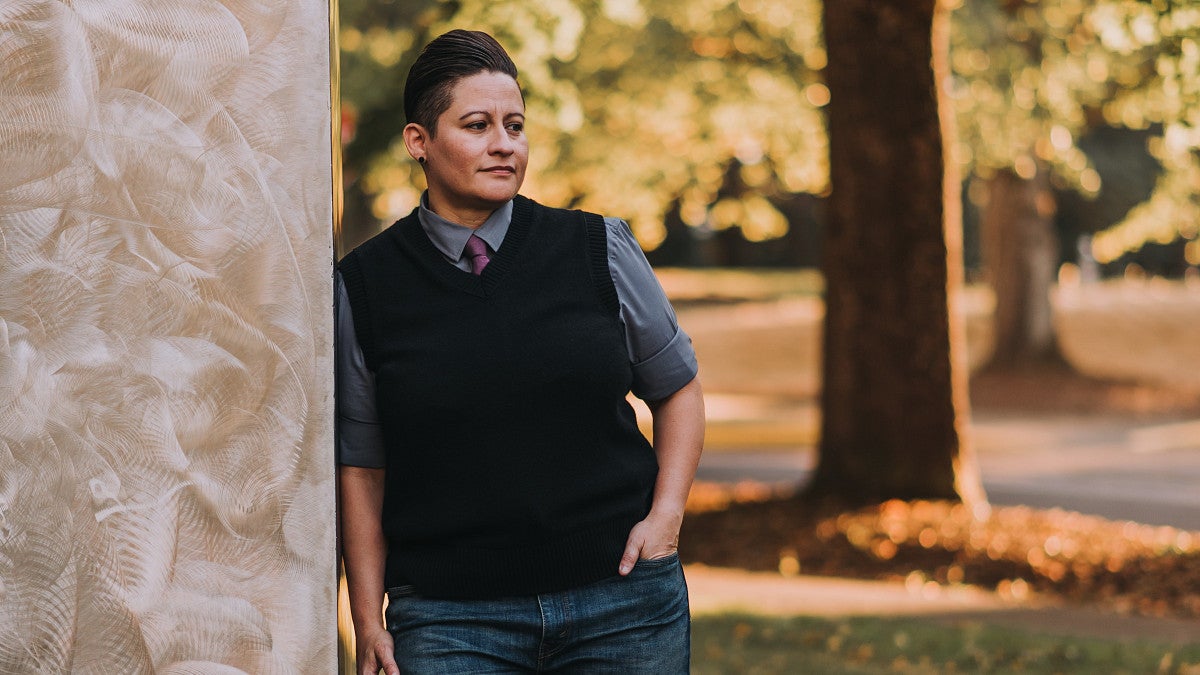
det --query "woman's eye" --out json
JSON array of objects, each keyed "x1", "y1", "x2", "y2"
[
  {"x1": 467, "y1": 122, "x2": 487, "y2": 130},
  {"x1": 507, "y1": 123, "x2": 523, "y2": 133}
]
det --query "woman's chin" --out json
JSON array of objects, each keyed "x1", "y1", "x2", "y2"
[{"x1": 474, "y1": 186, "x2": 521, "y2": 206}]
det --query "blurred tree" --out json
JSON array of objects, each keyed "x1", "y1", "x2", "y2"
[
  {"x1": 336, "y1": 0, "x2": 447, "y2": 252},
  {"x1": 950, "y1": 0, "x2": 1200, "y2": 363},
  {"x1": 950, "y1": 0, "x2": 1115, "y2": 365},
  {"x1": 808, "y1": 0, "x2": 984, "y2": 505}
]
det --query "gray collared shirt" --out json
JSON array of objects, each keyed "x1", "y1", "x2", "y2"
[{"x1": 336, "y1": 197, "x2": 698, "y2": 467}]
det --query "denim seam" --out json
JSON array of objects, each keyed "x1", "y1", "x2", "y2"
[
  {"x1": 536, "y1": 592, "x2": 573, "y2": 666},
  {"x1": 536, "y1": 593, "x2": 548, "y2": 669}
]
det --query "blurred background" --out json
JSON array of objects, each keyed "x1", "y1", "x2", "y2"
[
  {"x1": 334, "y1": 1, "x2": 1200, "y2": 670},
  {"x1": 335, "y1": 0, "x2": 1200, "y2": 422},
  {"x1": 338, "y1": 0, "x2": 1199, "y2": 273}
]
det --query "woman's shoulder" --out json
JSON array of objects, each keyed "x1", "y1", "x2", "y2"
[
  {"x1": 340, "y1": 209, "x2": 421, "y2": 265},
  {"x1": 515, "y1": 194, "x2": 620, "y2": 225}
]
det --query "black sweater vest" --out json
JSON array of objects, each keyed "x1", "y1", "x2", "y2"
[{"x1": 339, "y1": 195, "x2": 658, "y2": 599}]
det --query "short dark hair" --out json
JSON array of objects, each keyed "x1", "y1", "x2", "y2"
[{"x1": 404, "y1": 30, "x2": 520, "y2": 135}]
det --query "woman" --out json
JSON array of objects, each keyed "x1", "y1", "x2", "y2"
[{"x1": 337, "y1": 29, "x2": 704, "y2": 674}]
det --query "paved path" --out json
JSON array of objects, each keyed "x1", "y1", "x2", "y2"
[
  {"x1": 696, "y1": 411, "x2": 1200, "y2": 530},
  {"x1": 685, "y1": 565, "x2": 1200, "y2": 644},
  {"x1": 973, "y1": 413, "x2": 1200, "y2": 530}
]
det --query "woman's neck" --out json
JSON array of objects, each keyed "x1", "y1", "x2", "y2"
[{"x1": 424, "y1": 194, "x2": 498, "y2": 229}]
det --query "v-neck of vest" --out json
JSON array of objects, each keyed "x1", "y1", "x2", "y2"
[{"x1": 395, "y1": 196, "x2": 534, "y2": 297}]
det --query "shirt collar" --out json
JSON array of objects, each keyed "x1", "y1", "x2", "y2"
[{"x1": 417, "y1": 193, "x2": 512, "y2": 262}]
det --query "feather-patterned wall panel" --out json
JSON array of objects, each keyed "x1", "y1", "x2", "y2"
[{"x1": 0, "y1": 1, "x2": 336, "y2": 672}]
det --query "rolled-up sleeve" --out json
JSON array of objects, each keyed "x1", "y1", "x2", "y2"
[
  {"x1": 335, "y1": 270, "x2": 387, "y2": 468},
  {"x1": 605, "y1": 217, "x2": 699, "y2": 402}
]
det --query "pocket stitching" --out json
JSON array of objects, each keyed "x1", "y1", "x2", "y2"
[{"x1": 634, "y1": 551, "x2": 680, "y2": 568}]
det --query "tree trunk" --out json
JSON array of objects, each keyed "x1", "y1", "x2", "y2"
[
  {"x1": 809, "y1": 0, "x2": 984, "y2": 506},
  {"x1": 979, "y1": 168, "x2": 1059, "y2": 365}
]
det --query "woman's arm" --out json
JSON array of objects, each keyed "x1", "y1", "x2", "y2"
[
  {"x1": 340, "y1": 466, "x2": 399, "y2": 675},
  {"x1": 618, "y1": 375, "x2": 705, "y2": 574}
]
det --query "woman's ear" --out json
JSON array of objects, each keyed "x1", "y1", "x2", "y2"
[{"x1": 402, "y1": 123, "x2": 429, "y2": 164}]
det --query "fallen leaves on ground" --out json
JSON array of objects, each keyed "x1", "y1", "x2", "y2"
[{"x1": 680, "y1": 485, "x2": 1200, "y2": 619}]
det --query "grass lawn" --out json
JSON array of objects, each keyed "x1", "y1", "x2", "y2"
[{"x1": 692, "y1": 613, "x2": 1200, "y2": 674}]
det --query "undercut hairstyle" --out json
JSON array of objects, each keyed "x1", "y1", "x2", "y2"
[{"x1": 404, "y1": 30, "x2": 520, "y2": 136}]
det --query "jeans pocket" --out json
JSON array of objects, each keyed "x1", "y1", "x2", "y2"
[
  {"x1": 386, "y1": 584, "x2": 416, "y2": 601},
  {"x1": 633, "y1": 550, "x2": 680, "y2": 569},
  {"x1": 384, "y1": 585, "x2": 419, "y2": 633}
]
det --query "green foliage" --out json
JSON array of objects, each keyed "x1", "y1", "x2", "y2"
[
  {"x1": 338, "y1": 0, "x2": 825, "y2": 248},
  {"x1": 337, "y1": 0, "x2": 1200, "y2": 263},
  {"x1": 692, "y1": 613, "x2": 1200, "y2": 674},
  {"x1": 949, "y1": 0, "x2": 1200, "y2": 265},
  {"x1": 949, "y1": 0, "x2": 1111, "y2": 186},
  {"x1": 1083, "y1": 0, "x2": 1200, "y2": 264}
]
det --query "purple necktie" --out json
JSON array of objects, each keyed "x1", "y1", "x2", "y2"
[{"x1": 464, "y1": 234, "x2": 490, "y2": 275}]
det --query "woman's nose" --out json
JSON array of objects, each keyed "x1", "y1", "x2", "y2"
[{"x1": 489, "y1": 127, "x2": 514, "y2": 155}]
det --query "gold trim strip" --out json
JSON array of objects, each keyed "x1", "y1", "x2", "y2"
[
  {"x1": 328, "y1": 6, "x2": 356, "y2": 674},
  {"x1": 330, "y1": 0, "x2": 345, "y2": 262}
]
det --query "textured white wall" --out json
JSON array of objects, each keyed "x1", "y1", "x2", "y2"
[{"x1": 0, "y1": 1, "x2": 337, "y2": 672}]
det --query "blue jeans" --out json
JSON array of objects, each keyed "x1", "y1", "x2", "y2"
[{"x1": 386, "y1": 553, "x2": 690, "y2": 673}]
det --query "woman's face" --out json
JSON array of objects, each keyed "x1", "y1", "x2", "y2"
[{"x1": 419, "y1": 71, "x2": 528, "y2": 222}]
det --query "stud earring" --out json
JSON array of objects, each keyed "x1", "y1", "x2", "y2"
[{"x1": 417, "y1": 157, "x2": 426, "y2": 164}]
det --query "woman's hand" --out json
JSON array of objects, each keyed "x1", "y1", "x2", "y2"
[
  {"x1": 340, "y1": 466, "x2": 397, "y2": 674},
  {"x1": 618, "y1": 376, "x2": 704, "y2": 576},
  {"x1": 618, "y1": 508, "x2": 684, "y2": 575},
  {"x1": 356, "y1": 627, "x2": 399, "y2": 675}
]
